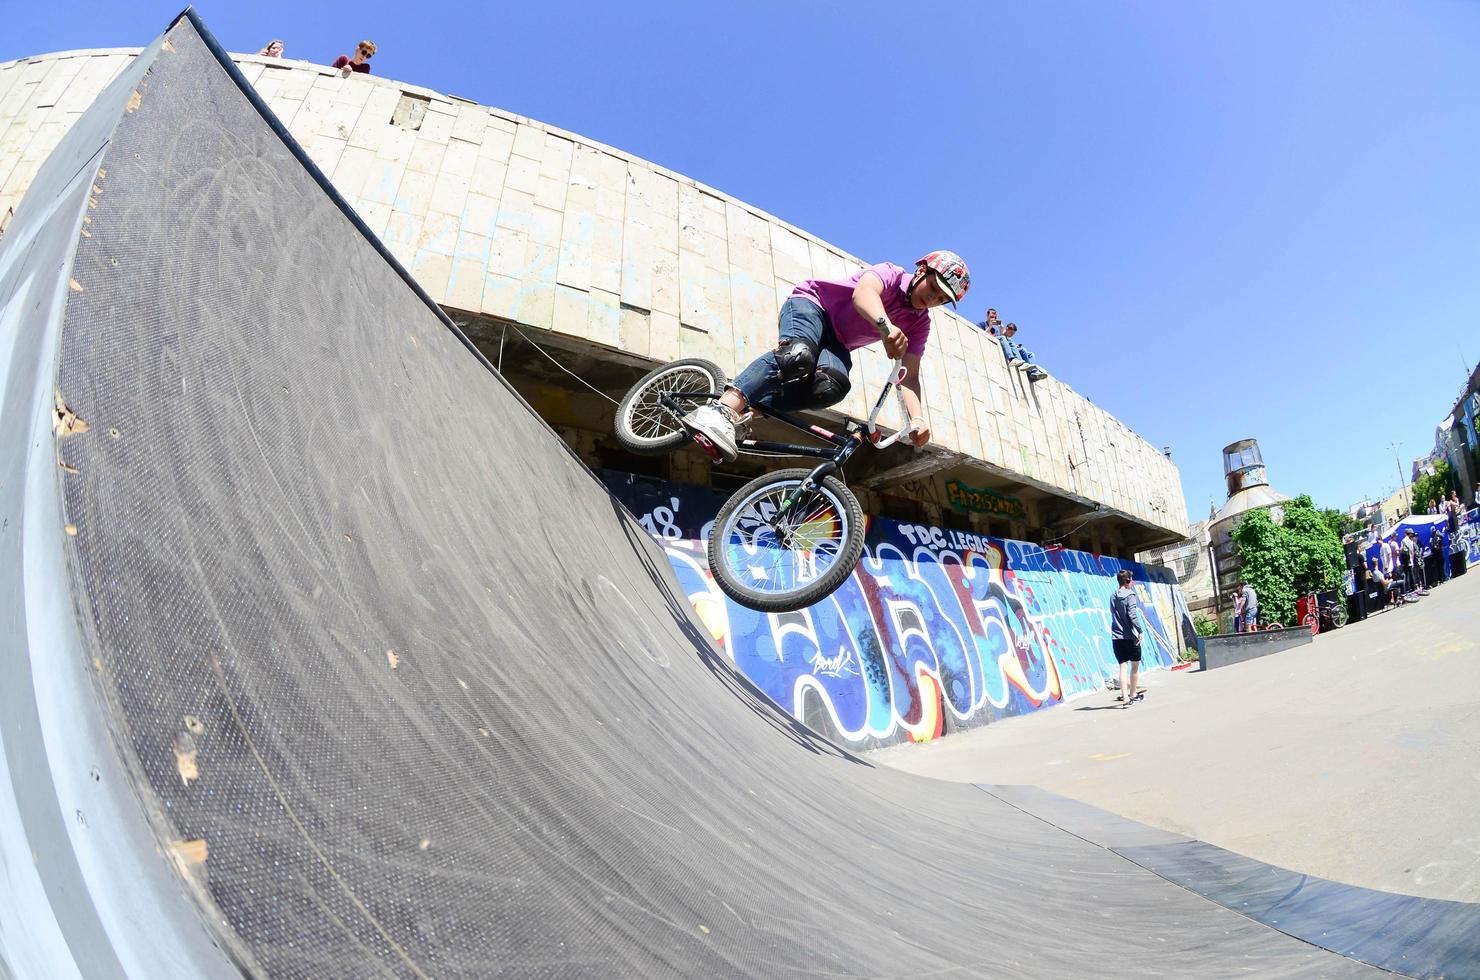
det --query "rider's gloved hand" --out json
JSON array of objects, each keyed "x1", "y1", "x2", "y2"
[
  {"x1": 910, "y1": 418, "x2": 931, "y2": 448},
  {"x1": 882, "y1": 324, "x2": 908, "y2": 359}
]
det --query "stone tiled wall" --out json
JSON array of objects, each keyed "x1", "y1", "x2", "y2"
[{"x1": 0, "y1": 48, "x2": 1189, "y2": 538}]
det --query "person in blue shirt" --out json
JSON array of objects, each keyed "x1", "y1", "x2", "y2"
[
  {"x1": 1110, "y1": 569, "x2": 1145, "y2": 707},
  {"x1": 1238, "y1": 582, "x2": 1258, "y2": 630},
  {"x1": 999, "y1": 322, "x2": 1047, "y2": 383}
]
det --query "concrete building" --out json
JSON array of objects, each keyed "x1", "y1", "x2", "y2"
[
  {"x1": 1438, "y1": 361, "x2": 1480, "y2": 509},
  {"x1": 1379, "y1": 485, "x2": 1414, "y2": 528},
  {"x1": 1137, "y1": 516, "x2": 1216, "y2": 617},
  {"x1": 1347, "y1": 499, "x2": 1380, "y2": 532},
  {"x1": 0, "y1": 47, "x2": 1189, "y2": 555}
]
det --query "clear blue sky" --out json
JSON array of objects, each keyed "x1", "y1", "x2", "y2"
[{"x1": 9, "y1": 2, "x2": 1479, "y2": 521}]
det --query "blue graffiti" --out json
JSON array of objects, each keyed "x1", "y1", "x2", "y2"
[{"x1": 603, "y1": 471, "x2": 1193, "y2": 749}]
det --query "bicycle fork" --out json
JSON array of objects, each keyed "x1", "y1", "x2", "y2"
[{"x1": 771, "y1": 442, "x2": 860, "y2": 545}]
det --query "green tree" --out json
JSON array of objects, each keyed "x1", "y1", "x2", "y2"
[
  {"x1": 1231, "y1": 495, "x2": 1346, "y2": 626},
  {"x1": 1283, "y1": 496, "x2": 1347, "y2": 596},
  {"x1": 1318, "y1": 506, "x2": 1362, "y2": 539},
  {"x1": 1231, "y1": 508, "x2": 1296, "y2": 625},
  {"x1": 1412, "y1": 460, "x2": 1453, "y2": 513}
]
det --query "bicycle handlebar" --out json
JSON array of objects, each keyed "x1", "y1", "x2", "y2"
[{"x1": 862, "y1": 339, "x2": 916, "y2": 448}]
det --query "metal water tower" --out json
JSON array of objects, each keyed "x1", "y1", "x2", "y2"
[
  {"x1": 1222, "y1": 438, "x2": 1268, "y2": 496},
  {"x1": 1209, "y1": 438, "x2": 1290, "y2": 596}
]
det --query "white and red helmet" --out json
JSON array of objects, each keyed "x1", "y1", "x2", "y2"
[{"x1": 916, "y1": 250, "x2": 971, "y2": 306}]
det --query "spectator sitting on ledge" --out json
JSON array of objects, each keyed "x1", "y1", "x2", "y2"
[
  {"x1": 333, "y1": 39, "x2": 376, "y2": 76},
  {"x1": 999, "y1": 322, "x2": 1047, "y2": 383},
  {"x1": 978, "y1": 307, "x2": 1001, "y2": 337},
  {"x1": 257, "y1": 39, "x2": 284, "y2": 58}
]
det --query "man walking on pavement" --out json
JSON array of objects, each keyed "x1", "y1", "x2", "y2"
[{"x1": 1111, "y1": 570, "x2": 1144, "y2": 706}]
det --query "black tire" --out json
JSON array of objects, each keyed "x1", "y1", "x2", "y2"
[
  {"x1": 707, "y1": 468, "x2": 865, "y2": 613},
  {"x1": 613, "y1": 358, "x2": 727, "y2": 456}
]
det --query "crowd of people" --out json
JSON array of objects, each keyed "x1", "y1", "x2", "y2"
[
  {"x1": 253, "y1": 37, "x2": 378, "y2": 78},
  {"x1": 977, "y1": 308, "x2": 1048, "y2": 382},
  {"x1": 1364, "y1": 523, "x2": 1451, "y2": 610},
  {"x1": 1349, "y1": 491, "x2": 1471, "y2": 615},
  {"x1": 1435, "y1": 489, "x2": 1470, "y2": 526}
]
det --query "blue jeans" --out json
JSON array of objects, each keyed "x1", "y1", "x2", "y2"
[
  {"x1": 1001, "y1": 337, "x2": 1035, "y2": 364},
  {"x1": 731, "y1": 298, "x2": 853, "y2": 413}
]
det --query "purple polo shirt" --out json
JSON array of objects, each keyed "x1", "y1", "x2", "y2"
[
  {"x1": 332, "y1": 55, "x2": 371, "y2": 74},
  {"x1": 791, "y1": 262, "x2": 931, "y2": 357}
]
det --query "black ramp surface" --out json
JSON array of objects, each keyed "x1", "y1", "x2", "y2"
[
  {"x1": 13, "y1": 11, "x2": 1446, "y2": 979},
  {"x1": 0, "y1": 26, "x2": 242, "y2": 980}
]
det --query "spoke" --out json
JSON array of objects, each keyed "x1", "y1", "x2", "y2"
[
  {"x1": 630, "y1": 404, "x2": 677, "y2": 437},
  {"x1": 624, "y1": 366, "x2": 714, "y2": 444},
  {"x1": 791, "y1": 505, "x2": 839, "y2": 536},
  {"x1": 717, "y1": 479, "x2": 852, "y2": 596}
]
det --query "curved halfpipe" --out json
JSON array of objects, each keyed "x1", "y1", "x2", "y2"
[{"x1": 0, "y1": 11, "x2": 1474, "y2": 979}]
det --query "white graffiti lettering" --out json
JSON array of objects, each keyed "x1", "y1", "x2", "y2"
[{"x1": 807, "y1": 646, "x2": 857, "y2": 678}]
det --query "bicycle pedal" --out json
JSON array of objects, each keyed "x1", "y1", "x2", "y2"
[{"x1": 689, "y1": 430, "x2": 724, "y2": 461}]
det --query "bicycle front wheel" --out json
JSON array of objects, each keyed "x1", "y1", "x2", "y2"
[{"x1": 707, "y1": 468, "x2": 865, "y2": 613}]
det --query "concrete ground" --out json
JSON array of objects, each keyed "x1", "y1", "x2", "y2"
[{"x1": 875, "y1": 567, "x2": 1480, "y2": 903}]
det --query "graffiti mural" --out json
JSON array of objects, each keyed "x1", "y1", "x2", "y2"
[{"x1": 603, "y1": 471, "x2": 1194, "y2": 750}]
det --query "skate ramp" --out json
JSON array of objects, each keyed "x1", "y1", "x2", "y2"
[{"x1": 1, "y1": 12, "x2": 1474, "y2": 978}]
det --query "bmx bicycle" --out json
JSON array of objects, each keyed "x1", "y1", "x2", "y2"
[
  {"x1": 612, "y1": 334, "x2": 917, "y2": 614},
  {"x1": 1298, "y1": 590, "x2": 1348, "y2": 633}
]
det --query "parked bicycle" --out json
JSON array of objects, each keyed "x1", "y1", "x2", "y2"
[
  {"x1": 1308, "y1": 590, "x2": 1348, "y2": 632},
  {"x1": 613, "y1": 331, "x2": 915, "y2": 613}
]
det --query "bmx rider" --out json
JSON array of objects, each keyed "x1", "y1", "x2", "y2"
[{"x1": 681, "y1": 251, "x2": 970, "y2": 462}]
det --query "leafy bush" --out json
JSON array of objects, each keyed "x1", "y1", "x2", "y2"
[
  {"x1": 1319, "y1": 506, "x2": 1362, "y2": 539},
  {"x1": 1193, "y1": 614, "x2": 1219, "y2": 638},
  {"x1": 1413, "y1": 461, "x2": 1453, "y2": 513},
  {"x1": 1231, "y1": 495, "x2": 1345, "y2": 626}
]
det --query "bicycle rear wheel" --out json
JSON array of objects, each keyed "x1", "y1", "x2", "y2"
[
  {"x1": 613, "y1": 358, "x2": 726, "y2": 455},
  {"x1": 707, "y1": 468, "x2": 865, "y2": 613}
]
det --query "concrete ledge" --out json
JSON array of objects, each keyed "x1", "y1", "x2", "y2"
[{"x1": 1199, "y1": 626, "x2": 1313, "y2": 670}]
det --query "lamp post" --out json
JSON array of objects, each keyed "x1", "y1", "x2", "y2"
[{"x1": 1389, "y1": 441, "x2": 1408, "y2": 516}]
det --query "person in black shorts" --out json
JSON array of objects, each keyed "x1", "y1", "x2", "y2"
[{"x1": 1110, "y1": 569, "x2": 1144, "y2": 707}]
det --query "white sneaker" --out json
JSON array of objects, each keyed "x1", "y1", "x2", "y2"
[{"x1": 682, "y1": 403, "x2": 739, "y2": 462}]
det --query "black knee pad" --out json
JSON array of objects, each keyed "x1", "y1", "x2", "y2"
[
  {"x1": 810, "y1": 364, "x2": 851, "y2": 408},
  {"x1": 776, "y1": 337, "x2": 819, "y2": 385}
]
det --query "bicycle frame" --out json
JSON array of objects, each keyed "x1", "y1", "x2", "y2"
[
  {"x1": 657, "y1": 356, "x2": 914, "y2": 536},
  {"x1": 657, "y1": 360, "x2": 912, "y2": 474}
]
